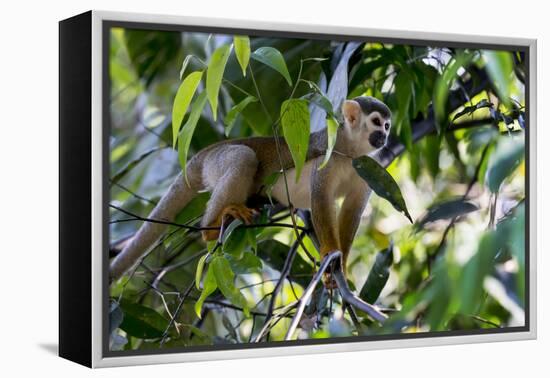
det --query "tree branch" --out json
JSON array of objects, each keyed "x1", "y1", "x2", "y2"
[{"x1": 284, "y1": 251, "x2": 387, "y2": 341}]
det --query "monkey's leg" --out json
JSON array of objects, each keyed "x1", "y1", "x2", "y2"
[
  {"x1": 201, "y1": 145, "x2": 259, "y2": 241},
  {"x1": 338, "y1": 182, "x2": 371, "y2": 276},
  {"x1": 310, "y1": 157, "x2": 341, "y2": 288}
]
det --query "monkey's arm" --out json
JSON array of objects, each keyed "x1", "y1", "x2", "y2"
[
  {"x1": 338, "y1": 180, "x2": 371, "y2": 271},
  {"x1": 310, "y1": 156, "x2": 341, "y2": 257}
]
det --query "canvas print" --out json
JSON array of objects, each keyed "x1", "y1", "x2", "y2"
[{"x1": 107, "y1": 25, "x2": 527, "y2": 353}]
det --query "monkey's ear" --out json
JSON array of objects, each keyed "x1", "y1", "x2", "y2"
[{"x1": 342, "y1": 100, "x2": 361, "y2": 128}]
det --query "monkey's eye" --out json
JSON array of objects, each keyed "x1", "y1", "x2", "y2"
[
  {"x1": 384, "y1": 122, "x2": 390, "y2": 131},
  {"x1": 372, "y1": 117, "x2": 381, "y2": 127}
]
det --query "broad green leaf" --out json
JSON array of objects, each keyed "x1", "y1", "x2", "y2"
[
  {"x1": 206, "y1": 45, "x2": 232, "y2": 121},
  {"x1": 433, "y1": 52, "x2": 475, "y2": 133},
  {"x1": 224, "y1": 228, "x2": 254, "y2": 259},
  {"x1": 483, "y1": 51, "x2": 514, "y2": 107},
  {"x1": 423, "y1": 134, "x2": 441, "y2": 178},
  {"x1": 459, "y1": 231, "x2": 502, "y2": 313},
  {"x1": 280, "y1": 99, "x2": 310, "y2": 181},
  {"x1": 194, "y1": 264, "x2": 217, "y2": 318},
  {"x1": 222, "y1": 219, "x2": 253, "y2": 260},
  {"x1": 211, "y1": 255, "x2": 250, "y2": 317},
  {"x1": 486, "y1": 137, "x2": 525, "y2": 193},
  {"x1": 224, "y1": 96, "x2": 258, "y2": 136},
  {"x1": 221, "y1": 219, "x2": 243, "y2": 243},
  {"x1": 302, "y1": 91, "x2": 334, "y2": 116},
  {"x1": 415, "y1": 198, "x2": 479, "y2": 231},
  {"x1": 195, "y1": 253, "x2": 208, "y2": 290},
  {"x1": 172, "y1": 70, "x2": 203, "y2": 147},
  {"x1": 229, "y1": 251, "x2": 263, "y2": 275},
  {"x1": 119, "y1": 300, "x2": 169, "y2": 339},
  {"x1": 360, "y1": 243, "x2": 394, "y2": 304},
  {"x1": 352, "y1": 155, "x2": 413, "y2": 223},
  {"x1": 319, "y1": 116, "x2": 339, "y2": 169},
  {"x1": 178, "y1": 92, "x2": 208, "y2": 182},
  {"x1": 499, "y1": 203, "x2": 526, "y2": 304},
  {"x1": 251, "y1": 47, "x2": 292, "y2": 86},
  {"x1": 234, "y1": 36, "x2": 250, "y2": 76}
]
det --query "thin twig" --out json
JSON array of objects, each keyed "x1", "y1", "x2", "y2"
[
  {"x1": 110, "y1": 203, "x2": 309, "y2": 232},
  {"x1": 258, "y1": 232, "x2": 305, "y2": 342},
  {"x1": 159, "y1": 280, "x2": 195, "y2": 347},
  {"x1": 284, "y1": 251, "x2": 342, "y2": 340}
]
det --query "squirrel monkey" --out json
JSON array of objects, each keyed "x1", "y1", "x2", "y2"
[{"x1": 110, "y1": 96, "x2": 392, "y2": 287}]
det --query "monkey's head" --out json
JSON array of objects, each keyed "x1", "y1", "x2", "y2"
[{"x1": 341, "y1": 96, "x2": 392, "y2": 155}]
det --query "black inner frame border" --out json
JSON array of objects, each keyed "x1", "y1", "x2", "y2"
[{"x1": 102, "y1": 19, "x2": 531, "y2": 359}]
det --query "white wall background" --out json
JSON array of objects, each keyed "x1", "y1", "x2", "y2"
[{"x1": 0, "y1": 0, "x2": 546, "y2": 376}]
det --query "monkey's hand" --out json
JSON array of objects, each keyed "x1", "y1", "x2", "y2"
[
  {"x1": 202, "y1": 204, "x2": 257, "y2": 241},
  {"x1": 320, "y1": 247, "x2": 342, "y2": 289},
  {"x1": 322, "y1": 271, "x2": 339, "y2": 290}
]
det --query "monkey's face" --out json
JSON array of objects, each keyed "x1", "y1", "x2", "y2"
[
  {"x1": 364, "y1": 111, "x2": 391, "y2": 149},
  {"x1": 342, "y1": 97, "x2": 392, "y2": 156}
]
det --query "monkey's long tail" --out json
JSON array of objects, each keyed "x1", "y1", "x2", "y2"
[{"x1": 109, "y1": 172, "x2": 198, "y2": 282}]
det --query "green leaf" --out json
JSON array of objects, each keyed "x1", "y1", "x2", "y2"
[
  {"x1": 119, "y1": 300, "x2": 169, "y2": 339},
  {"x1": 222, "y1": 220, "x2": 252, "y2": 259},
  {"x1": 302, "y1": 92, "x2": 334, "y2": 116},
  {"x1": 251, "y1": 47, "x2": 292, "y2": 86},
  {"x1": 486, "y1": 137, "x2": 525, "y2": 193},
  {"x1": 352, "y1": 155, "x2": 413, "y2": 223},
  {"x1": 459, "y1": 231, "x2": 502, "y2": 313},
  {"x1": 211, "y1": 255, "x2": 250, "y2": 317},
  {"x1": 319, "y1": 116, "x2": 339, "y2": 169},
  {"x1": 229, "y1": 251, "x2": 263, "y2": 275},
  {"x1": 194, "y1": 264, "x2": 217, "y2": 318},
  {"x1": 483, "y1": 51, "x2": 514, "y2": 107},
  {"x1": 280, "y1": 99, "x2": 310, "y2": 181},
  {"x1": 179, "y1": 54, "x2": 194, "y2": 80},
  {"x1": 178, "y1": 92, "x2": 209, "y2": 181},
  {"x1": 433, "y1": 52, "x2": 475, "y2": 133},
  {"x1": 234, "y1": 36, "x2": 250, "y2": 76},
  {"x1": 224, "y1": 96, "x2": 258, "y2": 136},
  {"x1": 360, "y1": 243, "x2": 394, "y2": 304},
  {"x1": 415, "y1": 198, "x2": 479, "y2": 231},
  {"x1": 172, "y1": 70, "x2": 203, "y2": 147},
  {"x1": 206, "y1": 45, "x2": 232, "y2": 121},
  {"x1": 423, "y1": 134, "x2": 441, "y2": 178},
  {"x1": 195, "y1": 253, "x2": 208, "y2": 290}
]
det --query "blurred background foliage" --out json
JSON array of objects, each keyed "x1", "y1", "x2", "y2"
[{"x1": 108, "y1": 26, "x2": 526, "y2": 351}]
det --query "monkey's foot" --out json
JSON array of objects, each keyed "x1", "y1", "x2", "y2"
[
  {"x1": 220, "y1": 204, "x2": 257, "y2": 225},
  {"x1": 201, "y1": 228, "x2": 221, "y2": 242},
  {"x1": 201, "y1": 204, "x2": 257, "y2": 242}
]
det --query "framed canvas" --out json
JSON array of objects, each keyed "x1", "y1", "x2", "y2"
[{"x1": 59, "y1": 10, "x2": 537, "y2": 368}]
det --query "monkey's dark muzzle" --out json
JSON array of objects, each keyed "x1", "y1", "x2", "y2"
[{"x1": 369, "y1": 131, "x2": 387, "y2": 148}]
